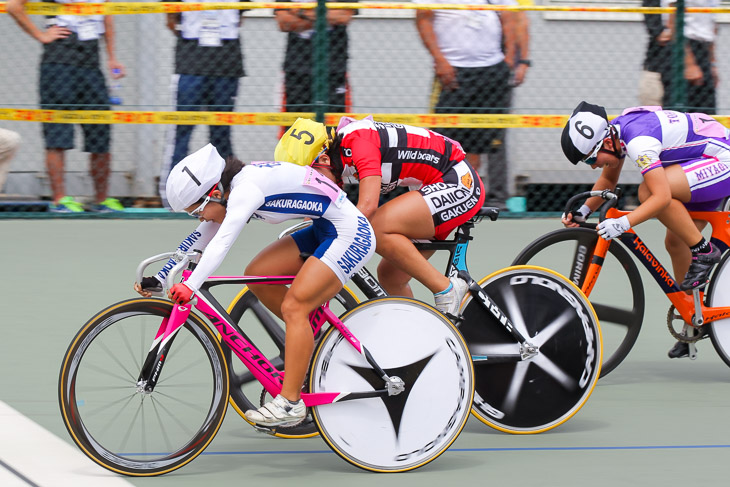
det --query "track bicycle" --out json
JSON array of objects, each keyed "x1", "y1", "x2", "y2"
[
  {"x1": 227, "y1": 207, "x2": 603, "y2": 436},
  {"x1": 58, "y1": 250, "x2": 475, "y2": 475},
  {"x1": 513, "y1": 189, "x2": 730, "y2": 377}
]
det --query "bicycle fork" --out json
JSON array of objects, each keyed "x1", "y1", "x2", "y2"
[{"x1": 136, "y1": 303, "x2": 191, "y2": 393}]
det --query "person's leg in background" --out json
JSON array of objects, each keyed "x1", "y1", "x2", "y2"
[
  {"x1": 172, "y1": 74, "x2": 204, "y2": 167},
  {"x1": 284, "y1": 71, "x2": 313, "y2": 114},
  {"x1": 40, "y1": 63, "x2": 83, "y2": 212},
  {"x1": 207, "y1": 75, "x2": 239, "y2": 160},
  {"x1": 686, "y1": 40, "x2": 716, "y2": 114},
  {"x1": 0, "y1": 128, "x2": 21, "y2": 193},
  {"x1": 434, "y1": 68, "x2": 486, "y2": 173},
  {"x1": 81, "y1": 65, "x2": 123, "y2": 212},
  {"x1": 328, "y1": 71, "x2": 348, "y2": 113},
  {"x1": 483, "y1": 62, "x2": 512, "y2": 210},
  {"x1": 159, "y1": 74, "x2": 203, "y2": 207}
]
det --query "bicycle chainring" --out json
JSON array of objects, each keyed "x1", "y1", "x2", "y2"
[{"x1": 666, "y1": 305, "x2": 707, "y2": 343}]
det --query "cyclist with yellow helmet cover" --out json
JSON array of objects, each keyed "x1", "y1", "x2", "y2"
[{"x1": 276, "y1": 116, "x2": 485, "y2": 318}]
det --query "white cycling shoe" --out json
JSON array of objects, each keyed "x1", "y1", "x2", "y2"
[
  {"x1": 245, "y1": 394, "x2": 306, "y2": 427},
  {"x1": 434, "y1": 277, "x2": 469, "y2": 317}
]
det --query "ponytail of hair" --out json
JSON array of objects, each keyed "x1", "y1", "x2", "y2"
[{"x1": 221, "y1": 157, "x2": 245, "y2": 192}]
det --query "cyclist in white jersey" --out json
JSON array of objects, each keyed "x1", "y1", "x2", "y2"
[
  {"x1": 561, "y1": 102, "x2": 730, "y2": 358},
  {"x1": 135, "y1": 143, "x2": 375, "y2": 427}
]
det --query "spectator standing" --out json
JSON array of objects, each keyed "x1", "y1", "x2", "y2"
[
  {"x1": 639, "y1": 0, "x2": 671, "y2": 106},
  {"x1": 415, "y1": 0, "x2": 529, "y2": 210},
  {"x1": 659, "y1": 0, "x2": 718, "y2": 113},
  {"x1": 0, "y1": 128, "x2": 21, "y2": 193},
  {"x1": 7, "y1": 0, "x2": 125, "y2": 212},
  {"x1": 159, "y1": 0, "x2": 248, "y2": 207},
  {"x1": 274, "y1": 0, "x2": 355, "y2": 123}
]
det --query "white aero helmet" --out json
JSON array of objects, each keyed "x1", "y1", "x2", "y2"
[
  {"x1": 165, "y1": 143, "x2": 225, "y2": 212},
  {"x1": 561, "y1": 101, "x2": 611, "y2": 165}
]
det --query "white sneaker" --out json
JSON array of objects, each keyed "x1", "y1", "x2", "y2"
[
  {"x1": 244, "y1": 394, "x2": 306, "y2": 427},
  {"x1": 434, "y1": 277, "x2": 469, "y2": 317}
]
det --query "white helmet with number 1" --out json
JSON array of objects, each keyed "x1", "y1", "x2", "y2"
[{"x1": 165, "y1": 144, "x2": 226, "y2": 212}]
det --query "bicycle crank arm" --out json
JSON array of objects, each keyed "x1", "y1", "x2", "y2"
[
  {"x1": 334, "y1": 390, "x2": 391, "y2": 401},
  {"x1": 692, "y1": 289, "x2": 705, "y2": 327}
]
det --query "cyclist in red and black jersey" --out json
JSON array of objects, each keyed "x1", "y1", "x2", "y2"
[{"x1": 279, "y1": 116, "x2": 485, "y2": 317}]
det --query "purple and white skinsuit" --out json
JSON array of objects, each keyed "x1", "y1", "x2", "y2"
[{"x1": 613, "y1": 106, "x2": 730, "y2": 210}]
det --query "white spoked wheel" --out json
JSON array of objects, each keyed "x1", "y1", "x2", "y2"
[
  {"x1": 309, "y1": 297, "x2": 474, "y2": 472},
  {"x1": 707, "y1": 256, "x2": 730, "y2": 367}
]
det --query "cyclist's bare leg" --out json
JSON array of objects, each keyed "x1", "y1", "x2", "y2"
[
  {"x1": 245, "y1": 236, "x2": 304, "y2": 320},
  {"x1": 376, "y1": 250, "x2": 436, "y2": 297},
  {"x1": 370, "y1": 192, "x2": 451, "y2": 294},
  {"x1": 638, "y1": 165, "x2": 703, "y2": 247},
  {"x1": 280, "y1": 258, "x2": 342, "y2": 401},
  {"x1": 665, "y1": 221, "x2": 709, "y2": 286}
]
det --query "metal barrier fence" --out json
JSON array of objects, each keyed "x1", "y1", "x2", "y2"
[{"x1": 0, "y1": 1, "x2": 728, "y2": 212}]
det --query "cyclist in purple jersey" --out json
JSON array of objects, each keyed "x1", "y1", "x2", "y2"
[{"x1": 561, "y1": 102, "x2": 730, "y2": 358}]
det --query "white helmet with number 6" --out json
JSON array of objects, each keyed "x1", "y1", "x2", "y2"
[{"x1": 561, "y1": 101, "x2": 611, "y2": 165}]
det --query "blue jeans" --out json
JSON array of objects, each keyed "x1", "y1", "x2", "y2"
[{"x1": 172, "y1": 74, "x2": 239, "y2": 167}]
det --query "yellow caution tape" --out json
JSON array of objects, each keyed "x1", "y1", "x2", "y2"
[
  {"x1": 1, "y1": 109, "x2": 728, "y2": 128},
  {"x1": 3, "y1": 2, "x2": 730, "y2": 16}
]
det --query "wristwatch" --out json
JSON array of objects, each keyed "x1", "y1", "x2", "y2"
[{"x1": 517, "y1": 60, "x2": 531, "y2": 66}]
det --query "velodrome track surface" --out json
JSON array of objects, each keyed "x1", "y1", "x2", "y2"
[{"x1": 1, "y1": 217, "x2": 729, "y2": 486}]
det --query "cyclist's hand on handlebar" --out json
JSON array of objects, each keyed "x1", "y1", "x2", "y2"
[
  {"x1": 561, "y1": 204, "x2": 592, "y2": 227},
  {"x1": 169, "y1": 283, "x2": 195, "y2": 304},
  {"x1": 597, "y1": 215, "x2": 631, "y2": 240},
  {"x1": 134, "y1": 277, "x2": 163, "y2": 297}
]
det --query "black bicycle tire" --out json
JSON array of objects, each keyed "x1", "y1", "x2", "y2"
[
  {"x1": 705, "y1": 253, "x2": 730, "y2": 367},
  {"x1": 512, "y1": 227, "x2": 645, "y2": 377},
  {"x1": 461, "y1": 265, "x2": 602, "y2": 434},
  {"x1": 58, "y1": 298, "x2": 229, "y2": 476},
  {"x1": 309, "y1": 296, "x2": 474, "y2": 471},
  {"x1": 223, "y1": 286, "x2": 360, "y2": 438}
]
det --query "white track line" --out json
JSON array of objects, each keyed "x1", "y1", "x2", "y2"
[{"x1": 0, "y1": 401, "x2": 133, "y2": 487}]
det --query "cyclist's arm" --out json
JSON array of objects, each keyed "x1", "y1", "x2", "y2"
[
  {"x1": 357, "y1": 175, "x2": 382, "y2": 219},
  {"x1": 626, "y1": 167, "x2": 672, "y2": 227},
  {"x1": 150, "y1": 221, "x2": 220, "y2": 286}
]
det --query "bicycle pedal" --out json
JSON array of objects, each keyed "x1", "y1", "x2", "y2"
[
  {"x1": 445, "y1": 312, "x2": 463, "y2": 325},
  {"x1": 251, "y1": 424, "x2": 278, "y2": 436}
]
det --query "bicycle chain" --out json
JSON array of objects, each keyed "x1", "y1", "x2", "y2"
[{"x1": 666, "y1": 305, "x2": 708, "y2": 343}]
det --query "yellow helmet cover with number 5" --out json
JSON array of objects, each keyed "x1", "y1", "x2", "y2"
[{"x1": 275, "y1": 118, "x2": 333, "y2": 166}]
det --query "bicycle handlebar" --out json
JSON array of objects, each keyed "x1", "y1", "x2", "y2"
[
  {"x1": 563, "y1": 189, "x2": 620, "y2": 227},
  {"x1": 135, "y1": 250, "x2": 201, "y2": 294}
]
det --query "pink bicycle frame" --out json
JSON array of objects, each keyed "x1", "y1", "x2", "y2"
[{"x1": 151, "y1": 270, "x2": 371, "y2": 407}]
